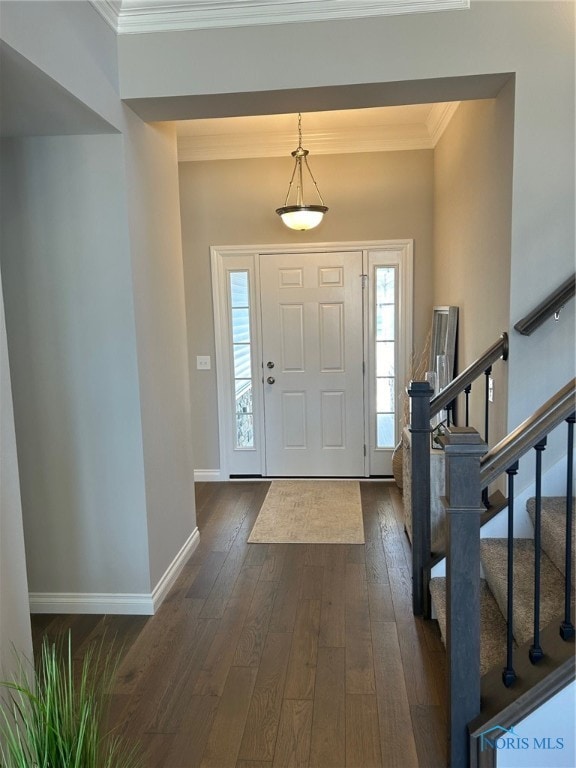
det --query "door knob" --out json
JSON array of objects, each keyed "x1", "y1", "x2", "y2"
[
  {"x1": 267, "y1": 376, "x2": 275, "y2": 384},
  {"x1": 267, "y1": 361, "x2": 275, "y2": 369}
]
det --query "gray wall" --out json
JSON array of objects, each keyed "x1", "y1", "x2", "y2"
[
  {"x1": 123, "y1": 114, "x2": 196, "y2": 587},
  {"x1": 0, "y1": 135, "x2": 151, "y2": 594},
  {"x1": 505, "y1": 5, "x2": 575, "y2": 427},
  {"x1": 0, "y1": 0, "x2": 197, "y2": 623},
  {"x1": 0, "y1": 268, "x2": 32, "y2": 677},
  {"x1": 434, "y1": 90, "x2": 514, "y2": 449},
  {"x1": 0, "y1": 0, "x2": 123, "y2": 130},
  {"x1": 179, "y1": 150, "x2": 434, "y2": 471}
]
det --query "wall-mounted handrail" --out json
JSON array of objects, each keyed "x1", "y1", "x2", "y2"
[
  {"x1": 480, "y1": 378, "x2": 576, "y2": 488},
  {"x1": 514, "y1": 273, "x2": 576, "y2": 336},
  {"x1": 430, "y1": 332, "x2": 509, "y2": 418}
]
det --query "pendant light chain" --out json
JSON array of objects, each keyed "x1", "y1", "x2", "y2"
[
  {"x1": 276, "y1": 112, "x2": 328, "y2": 231},
  {"x1": 282, "y1": 161, "x2": 298, "y2": 207},
  {"x1": 294, "y1": 113, "x2": 305, "y2": 207},
  {"x1": 304, "y1": 154, "x2": 326, "y2": 206}
]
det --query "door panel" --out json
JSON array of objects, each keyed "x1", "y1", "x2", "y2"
[
  {"x1": 281, "y1": 391, "x2": 307, "y2": 448},
  {"x1": 319, "y1": 303, "x2": 345, "y2": 371},
  {"x1": 260, "y1": 251, "x2": 364, "y2": 477},
  {"x1": 321, "y1": 391, "x2": 346, "y2": 447},
  {"x1": 280, "y1": 304, "x2": 305, "y2": 370}
]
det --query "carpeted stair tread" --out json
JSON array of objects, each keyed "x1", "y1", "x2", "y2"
[
  {"x1": 430, "y1": 577, "x2": 511, "y2": 676},
  {"x1": 480, "y1": 538, "x2": 566, "y2": 646},
  {"x1": 527, "y1": 496, "x2": 575, "y2": 586}
]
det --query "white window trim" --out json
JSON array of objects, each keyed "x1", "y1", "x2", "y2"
[{"x1": 366, "y1": 242, "x2": 414, "y2": 474}]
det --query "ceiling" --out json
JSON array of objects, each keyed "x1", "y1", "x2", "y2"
[
  {"x1": 175, "y1": 102, "x2": 460, "y2": 161},
  {"x1": 92, "y1": 0, "x2": 470, "y2": 35}
]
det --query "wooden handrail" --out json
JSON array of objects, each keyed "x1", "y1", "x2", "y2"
[
  {"x1": 480, "y1": 378, "x2": 576, "y2": 489},
  {"x1": 430, "y1": 332, "x2": 509, "y2": 419},
  {"x1": 514, "y1": 273, "x2": 576, "y2": 336},
  {"x1": 409, "y1": 332, "x2": 509, "y2": 618}
]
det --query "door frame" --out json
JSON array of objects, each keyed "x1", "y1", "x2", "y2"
[{"x1": 211, "y1": 240, "x2": 413, "y2": 479}]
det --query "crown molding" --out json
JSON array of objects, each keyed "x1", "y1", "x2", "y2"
[
  {"x1": 91, "y1": 0, "x2": 469, "y2": 35},
  {"x1": 90, "y1": 0, "x2": 122, "y2": 32},
  {"x1": 177, "y1": 103, "x2": 460, "y2": 161},
  {"x1": 178, "y1": 130, "x2": 432, "y2": 162},
  {"x1": 427, "y1": 101, "x2": 461, "y2": 144}
]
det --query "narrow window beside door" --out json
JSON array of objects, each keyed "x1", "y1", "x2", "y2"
[
  {"x1": 375, "y1": 267, "x2": 396, "y2": 448},
  {"x1": 229, "y1": 271, "x2": 254, "y2": 448}
]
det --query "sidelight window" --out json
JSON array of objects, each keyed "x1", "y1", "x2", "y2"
[
  {"x1": 229, "y1": 271, "x2": 254, "y2": 448},
  {"x1": 375, "y1": 267, "x2": 396, "y2": 448}
]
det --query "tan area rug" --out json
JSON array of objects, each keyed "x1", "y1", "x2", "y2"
[{"x1": 248, "y1": 480, "x2": 364, "y2": 544}]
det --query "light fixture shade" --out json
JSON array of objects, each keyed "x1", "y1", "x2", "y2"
[
  {"x1": 276, "y1": 204, "x2": 328, "y2": 231},
  {"x1": 277, "y1": 113, "x2": 328, "y2": 230}
]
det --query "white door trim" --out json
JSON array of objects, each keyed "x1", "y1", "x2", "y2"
[
  {"x1": 366, "y1": 242, "x2": 414, "y2": 474},
  {"x1": 211, "y1": 240, "x2": 413, "y2": 479}
]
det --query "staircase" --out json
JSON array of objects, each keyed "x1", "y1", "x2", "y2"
[
  {"x1": 406, "y1": 280, "x2": 576, "y2": 765},
  {"x1": 408, "y1": 345, "x2": 575, "y2": 765},
  {"x1": 430, "y1": 496, "x2": 575, "y2": 675}
]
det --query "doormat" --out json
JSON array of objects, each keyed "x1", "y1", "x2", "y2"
[{"x1": 248, "y1": 480, "x2": 364, "y2": 544}]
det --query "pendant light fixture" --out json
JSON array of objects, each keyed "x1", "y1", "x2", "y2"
[{"x1": 276, "y1": 113, "x2": 328, "y2": 231}]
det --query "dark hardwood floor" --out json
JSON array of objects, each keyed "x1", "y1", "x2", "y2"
[{"x1": 31, "y1": 481, "x2": 448, "y2": 767}]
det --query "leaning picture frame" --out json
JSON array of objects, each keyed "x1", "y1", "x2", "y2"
[
  {"x1": 430, "y1": 305, "x2": 458, "y2": 381},
  {"x1": 429, "y1": 306, "x2": 458, "y2": 439}
]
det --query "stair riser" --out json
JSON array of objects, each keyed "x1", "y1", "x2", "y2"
[
  {"x1": 527, "y1": 497, "x2": 576, "y2": 591},
  {"x1": 480, "y1": 538, "x2": 566, "y2": 647}
]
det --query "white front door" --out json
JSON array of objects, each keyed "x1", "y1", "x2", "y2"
[{"x1": 259, "y1": 250, "x2": 365, "y2": 476}]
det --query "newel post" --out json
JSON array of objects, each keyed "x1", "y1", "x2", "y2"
[
  {"x1": 440, "y1": 426, "x2": 488, "y2": 768},
  {"x1": 408, "y1": 380, "x2": 433, "y2": 617}
]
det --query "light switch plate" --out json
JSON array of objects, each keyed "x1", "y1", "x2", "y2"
[{"x1": 197, "y1": 355, "x2": 211, "y2": 370}]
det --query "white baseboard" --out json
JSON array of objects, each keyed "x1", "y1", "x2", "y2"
[
  {"x1": 29, "y1": 527, "x2": 201, "y2": 616},
  {"x1": 194, "y1": 469, "x2": 223, "y2": 482},
  {"x1": 29, "y1": 592, "x2": 156, "y2": 615},
  {"x1": 151, "y1": 526, "x2": 200, "y2": 611}
]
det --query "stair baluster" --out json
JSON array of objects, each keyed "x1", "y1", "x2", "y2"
[
  {"x1": 464, "y1": 383, "x2": 471, "y2": 427},
  {"x1": 560, "y1": 413, "x2": 575, "y2": 641},
  {"x1": 482, "y1": 368, "x2": 492, "y2": 508},
  {"x1": 502, "y1": 461, "x2": 519, "y2": 687},
  {"x1": 484, "y1": 367, "x2": 491, "y2": 445},
  {"x1": 529, "y1": 438, "x2": 547, "y2": 663}
]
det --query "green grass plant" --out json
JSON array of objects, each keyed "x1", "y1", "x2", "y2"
[{"x1": 0, "y1": 632, "x2": 141, "y2": 768}]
